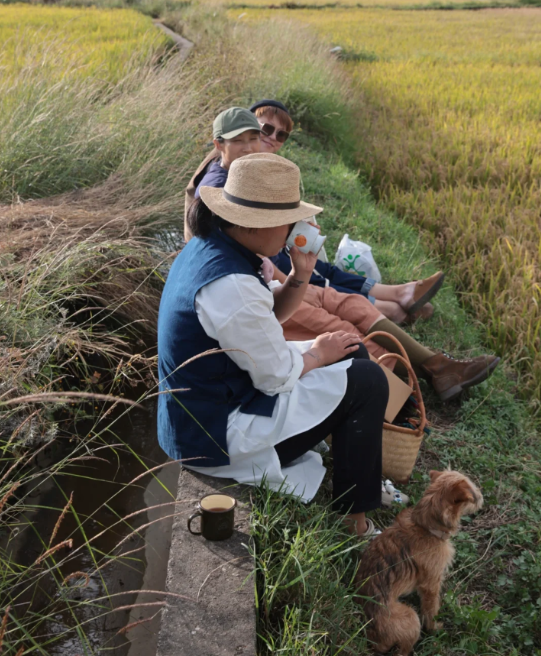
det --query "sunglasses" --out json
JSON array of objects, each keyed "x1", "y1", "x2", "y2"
[{"x1": 259, "y1": 123, "x2": 290, "y2": 143}]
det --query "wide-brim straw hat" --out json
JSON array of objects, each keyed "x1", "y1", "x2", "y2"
[{"x1": 199, "y1": 153, "x2": 323, "y2": 228}]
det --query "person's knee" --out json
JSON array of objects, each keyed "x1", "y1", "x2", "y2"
[
  {"x1": 353, "y1": 343, "x2": 370, "y2": 360},
  {"x1": 346, "y1": 359, "x2": 389, "y2": 405},
  {"x1": 341, "y1": 342, "x2": 369, "y2": 362}
]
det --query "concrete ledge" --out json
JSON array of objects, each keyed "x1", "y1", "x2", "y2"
[{"x1": 157, "y1": 468, "x2": 256, "y2": 656}]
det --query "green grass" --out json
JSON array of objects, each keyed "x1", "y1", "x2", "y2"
[
  {"x1": 250, "y1": 128, "x2": 541, "y2": 655},
  {"x1": 250, "y1": 483, "x2": 369, "y2": 654}
]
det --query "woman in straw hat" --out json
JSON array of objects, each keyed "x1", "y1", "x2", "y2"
[{"x1": 158, "y1": 152, "x2": 389, "y2": 537}]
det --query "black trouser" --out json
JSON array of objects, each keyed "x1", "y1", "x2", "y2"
[{"x1": 275, "y1": 344, "x2": 389, "y2": 515}]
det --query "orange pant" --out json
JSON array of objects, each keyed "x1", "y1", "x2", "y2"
[{"x1": 282, "y1": 285, "x2": 394, "y2": 369}]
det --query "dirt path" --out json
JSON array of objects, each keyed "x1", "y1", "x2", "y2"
[{"x1": 154, "y1": 21, "x2": 194, "y2": 62}]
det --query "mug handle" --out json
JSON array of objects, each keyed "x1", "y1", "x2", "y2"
[{"x1": 187, "y1": 511, "x2": 202, "y2": 535}]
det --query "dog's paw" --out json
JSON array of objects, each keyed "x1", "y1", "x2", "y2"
[{"x1": 425, "y1": 620, "x2": 443, "y2": 633}]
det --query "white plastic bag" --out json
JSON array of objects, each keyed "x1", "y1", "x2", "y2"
[{"x1": 334, "y1": 234, "x2": 382, "y2": 282}]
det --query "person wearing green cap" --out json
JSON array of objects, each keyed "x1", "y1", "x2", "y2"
[{"x1": 192, "y1": 107, "x2": 262, "y2": 201}]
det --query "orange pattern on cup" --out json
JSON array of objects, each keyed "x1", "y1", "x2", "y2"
[{"x1": 294, "y1": 235, "x2": 307, "y2": 247}]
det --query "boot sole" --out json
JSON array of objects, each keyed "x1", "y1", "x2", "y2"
[
  {"x1": 408, "y1": 272, "x2": 445, "y2": 315},
  {"x1": 439, "y1": 357, "x2": 501, "y2": 402}
]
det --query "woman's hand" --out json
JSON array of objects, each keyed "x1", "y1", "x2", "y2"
[
  {"x1": 272, "y1": 238, "x2": 321, "y2": 324},
  {"x1": 308, "y1": 331, "x2": 360, "y2": 366},
  {"x1": 289, "y1": 245, "x2": 318, "y2": 280}
]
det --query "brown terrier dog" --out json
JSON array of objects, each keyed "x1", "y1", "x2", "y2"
[{"x1": 356, "y1": 470, "x2": 483, "y2": 656}]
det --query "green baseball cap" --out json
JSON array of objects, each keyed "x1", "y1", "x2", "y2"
[{"x1": 213, "y1": 107, "x2": 263, "y2": 140}]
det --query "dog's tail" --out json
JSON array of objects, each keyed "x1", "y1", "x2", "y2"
[{"x1": 370, "y1": 601, "x2": 421, "y2": 656}]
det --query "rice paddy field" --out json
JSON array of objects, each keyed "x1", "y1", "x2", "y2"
[
  {"x1": 0, "y1": 4, "x2": 170, "y2": 81},
  {"x1": 236, "y1": 6, "x2": 541, "y2": 404}
]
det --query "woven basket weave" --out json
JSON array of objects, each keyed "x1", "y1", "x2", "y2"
[{"x1": 363, "y1": 332, "x2": 427, "y2": 484}]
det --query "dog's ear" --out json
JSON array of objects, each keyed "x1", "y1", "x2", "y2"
[
  {"x1": 451, "y1": 480, "x2": 475, "y2": 505},
  {"x1": 429, "y1": 470, "x2": 443, "y2": 482}
]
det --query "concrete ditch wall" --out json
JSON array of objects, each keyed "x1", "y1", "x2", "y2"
[{"x1": 157, "y1": 468, "x2": 256, "y2": 656}]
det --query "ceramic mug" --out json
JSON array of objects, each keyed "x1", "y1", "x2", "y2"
[
  {"x1": 286, "y1": 220, "x2": 327, "y2": 255},
  {"x1": 187, "y1": 493, "x2": 236, "y2": 541}
]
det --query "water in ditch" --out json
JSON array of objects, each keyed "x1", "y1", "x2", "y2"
[{"x1": 6, "y1": 398, "x2": 179, "y2": 655}]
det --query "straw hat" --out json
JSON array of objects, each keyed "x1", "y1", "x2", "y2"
[{"x1": 199, "y1": 153, "x2": 323, "y2": 228}]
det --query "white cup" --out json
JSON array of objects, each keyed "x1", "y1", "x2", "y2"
[{"x1": 286, "y1": 220, "x2": 327, "y2": 255}]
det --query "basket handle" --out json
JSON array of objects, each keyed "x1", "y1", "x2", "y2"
[
  {"x1": 362, "y1": 331, "x2": 412, "y2": 386},
  {"x1": 362, "y1": 333, "x2": 427, "y2": 435}
]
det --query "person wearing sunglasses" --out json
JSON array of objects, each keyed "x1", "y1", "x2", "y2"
[{"x1": 249, "y1": 99, "x2": 292, "y2": 152}]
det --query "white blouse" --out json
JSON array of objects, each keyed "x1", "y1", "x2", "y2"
[{"x1": 185, "y1": 273, "x2": 352, "y2": 502}]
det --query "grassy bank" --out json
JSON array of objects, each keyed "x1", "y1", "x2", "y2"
[
  {"x1": 1, "y1": 6, "x2": 218, "y2": 439},
  {"x1": 252, "y1": 129, "x2": 541, "y2": 655},
  {"x1": 0, "y1": 7, "x2": 216, "y2": 652}
]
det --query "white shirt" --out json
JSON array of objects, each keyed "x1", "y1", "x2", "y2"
[{"x1": 185, "y1": 273, "x2": 352, "y2": 502}]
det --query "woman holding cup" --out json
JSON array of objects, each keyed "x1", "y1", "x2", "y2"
[
  {"x1": 158, "y1": 153, "x2": 389, "y2": 538},
  {"x1": 286, "y1": 219, "x2": 327, "y2": 255}
]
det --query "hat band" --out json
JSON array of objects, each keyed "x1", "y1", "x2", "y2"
[{"x1": 223, "y1": 190, "x2": 300, "y2": 210}]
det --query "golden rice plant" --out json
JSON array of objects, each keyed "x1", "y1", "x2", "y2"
[
  {"x1": 238, "y1": 7, "x2": 541, "y2": 402},
  {"x1": 0, "y1": 4, "x2": 170, "y2": 83}
]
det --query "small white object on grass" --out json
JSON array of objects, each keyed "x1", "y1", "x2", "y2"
[{"x1": 313, "y1": 440, "x2": 330, "y2": 455}]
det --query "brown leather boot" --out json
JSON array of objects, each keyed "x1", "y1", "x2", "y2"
[{"x1": 420, "y1": 352, "x2": 500, "y2": 401}]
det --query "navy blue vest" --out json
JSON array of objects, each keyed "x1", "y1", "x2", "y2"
[{"x1": 157, "y1": 230, "x2": 278, "y2": 467}]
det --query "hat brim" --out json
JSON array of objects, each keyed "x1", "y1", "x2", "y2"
[
  {"x1": 219, "y1": 126, "x2": 263, "y2": 140},
  {"x1": 199, "y1": 186, "x2": 323, "y2": 228}
]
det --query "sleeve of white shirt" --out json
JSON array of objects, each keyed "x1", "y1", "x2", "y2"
[{"x1": 195, "y1": 273, "x2": 303, "y2": 395}]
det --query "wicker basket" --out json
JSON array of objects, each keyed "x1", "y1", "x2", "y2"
[{"x1": 363, "y1": 332, "x2": 427, "y2": 484}]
